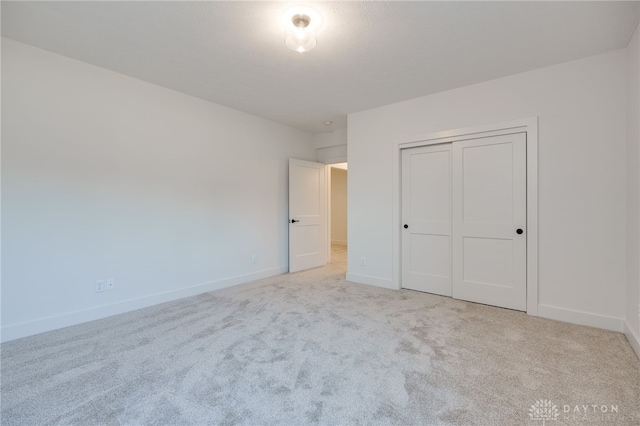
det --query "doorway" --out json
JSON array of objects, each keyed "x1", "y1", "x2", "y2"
[
  {"x1": 288, "y1": 160, "x2": 348, "y2": 273},
  {"x1": 329, "y1": 163, "x2": 348, "y2": 264}
]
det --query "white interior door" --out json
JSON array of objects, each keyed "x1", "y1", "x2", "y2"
[
  {"x1": 401, "y1": 144, "x2": 452, "y2": 296},
  {"x1": 452, "y1": 133, "x2": 527, "y2": 311},
  {"x1": 289, "y1": 159, "x2": 326, "y2": 273}
]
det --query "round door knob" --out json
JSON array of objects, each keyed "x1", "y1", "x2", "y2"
[
  {"x1": 516, "y1": 228, "x2": 524, "y2": 235},
  {"x1": 404, "y1": 224, "x2": 409, "y2": 229}
]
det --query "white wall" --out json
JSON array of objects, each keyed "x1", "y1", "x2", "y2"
[
  {"x1": 331, "y1": 168, "x2": 347, "y2": 245},
  {"x1": 626, "y1": 20, "x2": 640, "y2": 356},
  {"x1": 348, "y1": 49, "x2": 628, "y2": 331},
  {"x1": 1, "y1": 39, "x2": 316, "y2": 341},
  {"x1": 315, "y1": 129, "x2": 347, "y2": 164}
]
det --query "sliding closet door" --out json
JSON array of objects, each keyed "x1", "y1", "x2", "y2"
[
  {"x1": 401, "y1": 144, "x2": 452, "y2": 296},
  {"x1": 452, "y1": 133, "x2": 527, "y2": 311}
]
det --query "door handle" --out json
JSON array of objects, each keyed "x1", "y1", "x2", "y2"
[
  {"x1": 404, "y1": 224, "x2": 409, "y2": 229},
  {"x1": 290, "y1": 219, "x2": 300, "y2": 223},
  {"x1": 516, "y1": 228, "x2": 524, "y2": 235}
]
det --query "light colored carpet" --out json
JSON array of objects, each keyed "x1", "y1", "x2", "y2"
[{"x1": 2, "y1": 245, "x2": 639, "y2": 425}]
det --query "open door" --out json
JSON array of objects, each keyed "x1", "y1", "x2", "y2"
[{"x1": 289, "y1": 159, "x2": 327, "y2": 272}]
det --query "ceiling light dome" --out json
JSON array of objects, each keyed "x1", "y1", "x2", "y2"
[{"x1": 283, "y1": 7, "x2": 320, "y2": 53}]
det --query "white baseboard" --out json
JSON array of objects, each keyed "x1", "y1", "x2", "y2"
[
  {"x1": 537, "y1": 304, "x2": 624, "y2": 332},
  {"x1": 331, "y1": 240, "x2": 347, "y2": 246},
  {"x1": 1, "y1": 266, "x2": 287, "y2": 343},
  {"x1": 346, "y1": 273, "x2": 397, "y2": 290},
  {"x1": 624, "y1": 321, "x2": 640, "y2": 359}
]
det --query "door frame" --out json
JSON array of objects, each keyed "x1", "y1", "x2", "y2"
[
  {"x1": 324, "y1": 162, "x2": 348, "y2": 261},
  {"x1": 392, "y1": 117, "x2": 539, "y2": 316},
  {"x1": 326, "y1": 166, "x2": 332, "y2": 262}
]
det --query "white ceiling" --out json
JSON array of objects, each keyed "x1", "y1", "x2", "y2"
[{"x1": 2, "y1": 1, "x2": 639, "y2": 134}]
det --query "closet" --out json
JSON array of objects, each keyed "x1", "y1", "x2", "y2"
[{"x1": 401, "y1": 133, "x2": 527, "y2": 311}]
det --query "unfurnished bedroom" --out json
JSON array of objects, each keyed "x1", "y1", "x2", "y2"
[{"x1": 2, "y1": 1, "x2": 640, "y2": 425}]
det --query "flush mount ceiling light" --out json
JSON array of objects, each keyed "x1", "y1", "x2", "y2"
[{"x1": 283, "y1": 7, "x2": 320, "y2": 53}]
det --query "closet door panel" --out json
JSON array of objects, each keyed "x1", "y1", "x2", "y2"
[
  {"x1": 452, "y1": 133, "x2": 527, "y2": 311},
  {"x1": 401, "y1": 144, "x2": 452, "y2": 296}
]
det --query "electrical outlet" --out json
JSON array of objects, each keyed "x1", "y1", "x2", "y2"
[
  {"x1": 360, "y1": 257, "x2": 367, "y2": 266},
  {"x1": 251, "y1": 255, "x2": 257, "y2": 264},
  {"x1": 106, "y1": 278, "x2": 114, "y2": 291},
  {"x1": 95, "y1": 280, "x2": 105, "y2": 293}
]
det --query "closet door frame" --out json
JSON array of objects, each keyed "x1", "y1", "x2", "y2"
[{"x1": 392, "y1": 117, "x2": 539, "y2": 316}]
